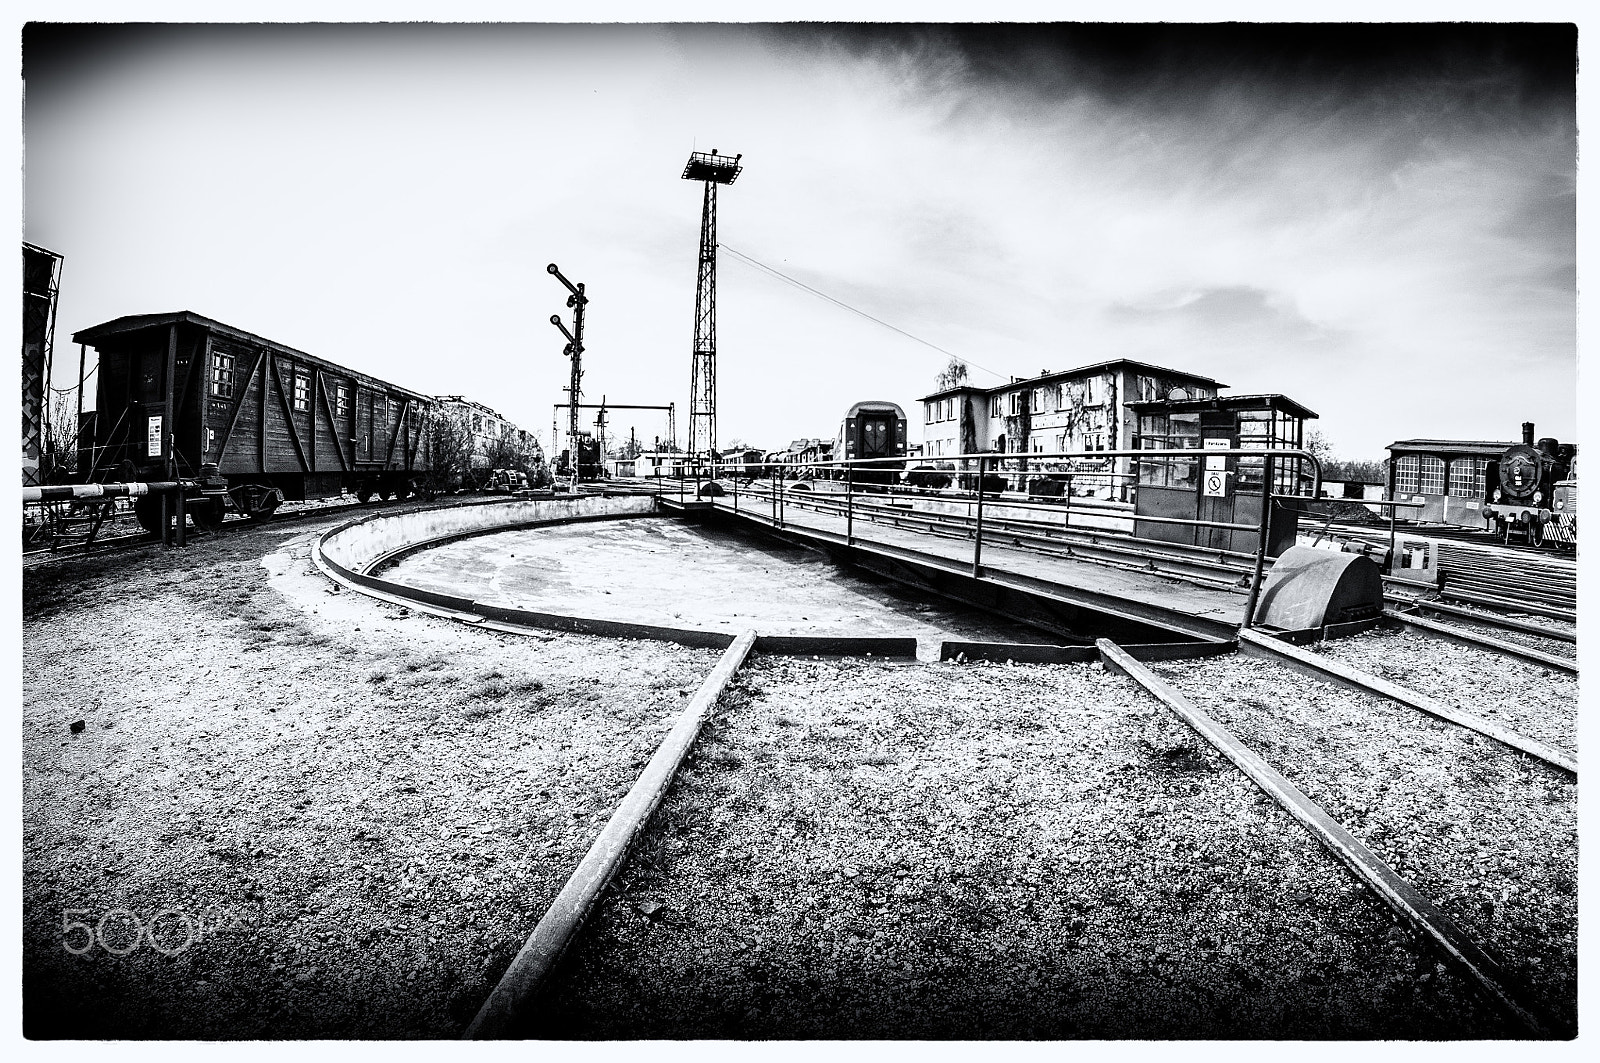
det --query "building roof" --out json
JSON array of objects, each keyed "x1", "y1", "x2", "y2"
[
  {"x1": 1386, "y1": 439, "x2": 1516, "y2": 458},
  {"x1": 71, "y1": 310, "x2": 437, "y2": 403},
  {"x1": 1124, "y1": 393, "x2": 1319, "y2": 420},
  {"x1": 918, "y1": 358, "x2": 1225, "y2": 403}
]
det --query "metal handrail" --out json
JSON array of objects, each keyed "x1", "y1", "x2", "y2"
[{"x1": 651, "y1": 446, "x2": 1322, "y2": 624}]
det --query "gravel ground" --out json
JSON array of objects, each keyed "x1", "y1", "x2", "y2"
[
  {"x1": 23, "y1": 517, "x2": 719, "y2": 1038},
  {"x1": 1310, "y1": 627, "x2": 1577, "y2": 757},
  {"x1": 535, "y1": 656, "x2": 1526, "y2": 1039},
  {"x1": 1150, "y1": 654, "x2": 1577, "y2": 1036}
]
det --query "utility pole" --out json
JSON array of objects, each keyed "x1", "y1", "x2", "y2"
[
  {"x1": 547, "y1": 263, "x2": 587, "y2": 480},
  {"x1": 681, "y1": 148, "x2": 742, "y2": 463}
]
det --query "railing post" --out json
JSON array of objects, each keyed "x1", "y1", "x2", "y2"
[
  {"x1": 175, "y1": 486, "x2": 187, "y2": 548},
  {"x1": 1242, "y1": 453, "x2": 1274, "y2": 629},
  {"x1": 972, "y1": 455, "x2": 986, "y2": 577},
  {"x1": 778, "y1": 468, "x2": 785, "y2": 528},
  {"x1": 732, "y1": 465, "x2": 738, "y2": 515},
  {"x1": 160, "y1": 492, "x2": 172, "y2": 548},
  {"x1": 846, "y1": 462, "x2": 854, "y2": 546}
]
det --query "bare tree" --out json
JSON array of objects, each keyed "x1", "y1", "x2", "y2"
[
  {"x1": 935, "y1": 356, "x2": 969, "y2": 391},
  {"x1": 427, "y1": 407, "x2": 475, "y2": 492}
]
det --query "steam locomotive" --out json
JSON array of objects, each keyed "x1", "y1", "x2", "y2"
[{"x1": 1483, "y1": 422, "x2": 1577, "y2": 548}]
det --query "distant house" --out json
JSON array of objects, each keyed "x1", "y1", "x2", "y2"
[{"x1": 434, "y1": 395, "x2": 540, "y2": 472}]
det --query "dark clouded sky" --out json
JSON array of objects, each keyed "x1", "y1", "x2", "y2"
[{"x1": 23, "y1": 21, "x2": 1576, "y2": 458}]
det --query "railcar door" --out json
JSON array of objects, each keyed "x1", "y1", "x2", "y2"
[
  {"x1": 860, "y1": 415, "x2": 892, "y2": 459},
  {"x1": 355, "y1": 389, "x2": 373, "y2": 462}
]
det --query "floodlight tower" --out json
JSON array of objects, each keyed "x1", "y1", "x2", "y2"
[{"x1": 681, "y1": 148, "x2": 742, "y2": 461}]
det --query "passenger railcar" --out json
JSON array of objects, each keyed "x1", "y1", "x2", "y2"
[
  {"x1": 73, "y1": 311, "x2": 434, "y2": 531},
  {"x1": 835, "y1": 400, "x2": 907, "y2": 485},
  {"x1": 1483, "y1": 422, "x2": 1577, "y2": 547}
]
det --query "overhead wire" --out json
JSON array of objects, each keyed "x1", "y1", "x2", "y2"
[{"x1": 718, "y1": 242, "x2": 1009, "y2": 384}]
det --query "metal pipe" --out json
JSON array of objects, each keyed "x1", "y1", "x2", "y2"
[
  {"x1": 845, "y1": 462, "x2": 854, "y2": 546},
  {"x1": 972, "y1": 455, "x2": 987, "y2": 577},
  {"x1": 1241, "y1": 454, "x2": 1274, "y2": 628},
  {"x1": 175, "y1": 488, "x2": 187, "y2": 548},
  {"x1": 22, "y1": 480, "x2": 189, "y2": 503}
]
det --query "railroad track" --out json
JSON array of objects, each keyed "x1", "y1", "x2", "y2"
[
  {"x1": 443, "y1": 611, "x2": 1572, "y2": 1036},
  {"x1": 20, "y1": 499, "x2": 375, "y2": 567},
  {"x1": 1325, "y1": 523, "x2": 1576, "y2": 618}
]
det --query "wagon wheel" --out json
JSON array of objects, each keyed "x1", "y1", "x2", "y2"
[
  {"x1": 378, "y1": 484, "x2": 393, "y2": 502},
  {"x1": 242, "y1": 486, "x2": 282, "y2": 523},
  {"x1": 393, "y1": 481, "x2": 411, "y2": 502},
  {"x1": 357, "y1": 484, "x2": 374, "y2": 504},
  {"x1": 133, "y1": 494, "x2": 168, "y2": 534},
  {"x1": 190, "y1": 497, "x2": 226, "y2": 529}
]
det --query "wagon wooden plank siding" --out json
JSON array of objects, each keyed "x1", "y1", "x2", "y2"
[{"x1": 72, "y1": 312, "x2": 436, "y2": 522}]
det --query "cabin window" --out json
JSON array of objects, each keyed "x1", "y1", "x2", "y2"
[
  {"x1": 1136, "y1": 412, "x2": 1201, "y2": 487},
  {"x1": 211, "y1": 352, "x2": 236, "y2": 398},
  {"x1": 293, "y1": 371, "x2": 310, "y2": 411}
]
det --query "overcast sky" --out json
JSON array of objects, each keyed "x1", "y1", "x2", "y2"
[{"x1": 22, "y1": 21, "x2": 1577, "y2": 460}]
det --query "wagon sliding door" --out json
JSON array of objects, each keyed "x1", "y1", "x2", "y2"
[{"x1": 355, "y1": 388, "x2": 373, "y2": 463}]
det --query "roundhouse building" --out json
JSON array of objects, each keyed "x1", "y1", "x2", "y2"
[{"x1": 1384, "y1": 438, "x2": 1514, "y2": 528}]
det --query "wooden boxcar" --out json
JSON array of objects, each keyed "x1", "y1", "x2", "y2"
[{"x1": 73, "y1": 311, "x2": 434, "y2": 528}]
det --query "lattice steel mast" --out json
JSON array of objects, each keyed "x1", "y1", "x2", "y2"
[{"x1": 681, "y1": 149, "x2": 742, "y2": 461}]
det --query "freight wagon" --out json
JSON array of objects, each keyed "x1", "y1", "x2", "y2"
[{"x1": 73, "y1": 311, "x2": 434, "y2": 531}]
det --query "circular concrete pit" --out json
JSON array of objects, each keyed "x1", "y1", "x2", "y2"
[{"x1": 377, "y1": 516, "x2": 1043, "y2": 648}]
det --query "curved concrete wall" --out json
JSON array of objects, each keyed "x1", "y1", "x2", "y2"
[{"x1": 320, "y1": 494, "x2": 657, "y2": 576}]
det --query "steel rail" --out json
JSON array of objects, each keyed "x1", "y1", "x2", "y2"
[
  {"x1": 1381, "y1": 595, "x2": 1576, "y2": 644},
  {"x1": 1383, "y1": 609, "x2": 1577, "y2": 674},
  {"x1": 1096, "y1": 639, "x2": 1553, "y2": 1038},
  {"x1": 1236, "y1": 628, "x2": 1576, "y2": 775},
  {"x1": 465, "y1": 630, "x2": 758, "y2": 1038}
]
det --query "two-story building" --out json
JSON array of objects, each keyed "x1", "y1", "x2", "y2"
[{"x1": 920, "y1": 360, "x2": 1226, "y2": 497}]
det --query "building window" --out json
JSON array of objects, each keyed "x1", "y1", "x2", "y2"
[
  {"x1": 925, "y1": 402, "x2": 935, "y2": 424},
  {"x1": 1448, "y1": 457, "x2": 1487, "y2": 498},
  {"x1": 1008, "y1": 392, "x2": 1021, "y2": 416},
  {"x1": 335, "y1": 384, "x2": 350, "y2": 417},
  {"x1": 211, "y1": 351, "x2": 236, "y2": 398},
  {"x1": 293, "y1": 371, "x2": 310, "y2": 411},
  {"x1": 1417, "y1": 456, "x2": 1445, "y2": 495},
  {"x1": 1394, "y1": 455, "x2": 1420, "y2": 493},
  {"x1": 991, "y1": 396, "x2": 1002, "y2": 418}
]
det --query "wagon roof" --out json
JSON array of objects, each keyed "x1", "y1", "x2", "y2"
[
  {"x1": 843, "y1": 400, "x2": 906, "y2": 418},
  {"x1": 71, "y1": 310, "x2": 436, "y2": 404}
]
